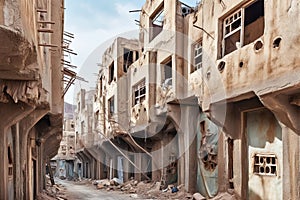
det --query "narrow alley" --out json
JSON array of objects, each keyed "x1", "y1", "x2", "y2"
[{"x1": 0, "y1": 0, "x2": 300, "y2": 199}]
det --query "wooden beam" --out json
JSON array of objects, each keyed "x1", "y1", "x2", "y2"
[
  {"x1": 38, "y1": 29, "x2": 54, "y2": 33},
  {"x1": 38, "y1": 44, "x2": 58, "y2": 48},
  {"x1": 36, "y1": 9, "x2": 47, "y2": 13},
  {"x1": 37, "y1": 21, "x2": 55, "y2": 24}
]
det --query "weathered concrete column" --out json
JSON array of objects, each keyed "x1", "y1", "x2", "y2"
[
  {"x1": 0, "y1": 102, "x2": 34, "y2": 200},
  {"x1": 0, "y1": 125, "x2": 8, "y2": 200},
  {"x1": 135, "y1": 153, "x2": 142, "y2": 181},
  {"x1": 281, "y1": 124, "x2": 300, "y2": 200}
]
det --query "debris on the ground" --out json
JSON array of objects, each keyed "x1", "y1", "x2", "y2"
[
  {"x1": 93, "y1": 178, "x2": 193, "y2": 199},
  {"x1": 193, "y1": 192, "x2": 206, "y2": 200}
]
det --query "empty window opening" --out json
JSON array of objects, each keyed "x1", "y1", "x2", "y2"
[
  {"x1": 150, "y1": 3, "x2": 164, "y2": 41},
  {"x1": 99, "y1": 76, "x2": 103, "y2": 97},
  {"x1": 253, "y1": 154, "x2": 277, "y2": 176},
  {"x1": 221, "y1": 0, "x2": 264, "y2": 57},
  {"x1": 109, "y1": 62, "x2": 114, "y2": 84},
  {"x1": 273, "y1": 37, "x2": 282, "y2": 48},
  {"x1": 123, "y1": 48, "x2": 134, "y2": 73},
  {"x1": 192, "y1": 41, "x2": 203, "y2": 73},
  {"x1": 133, "y1": 79, "x2": 146, "y2": 106},
  {"x1": 108, "y1": 96, "x2": 115, "y2": 116},
  {"x1": 162, "y1": 59, "x2": 172, "y2": 86},
  {"x1": 8, "y1": 145, "x2": 13, "y2": 176}
]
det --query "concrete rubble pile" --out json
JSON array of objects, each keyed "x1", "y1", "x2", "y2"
[
  {"x1": 93, "y1": 178, "x2": 193, "y2": 199},
  {"x1": 37, "y1": 176, "x2": 68, "y2": 200},
  {"x1": 92, "y1": 178, "x2": 237, "y2": 200}
]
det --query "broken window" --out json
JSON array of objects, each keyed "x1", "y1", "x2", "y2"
[
  {"x1": 161, "y1": 58, "x2": 172, "y2": 86},
  {"x1": 221, "y1": 0, "x2": 264, "y2": 57},
  {"x1": 253, "y1": 154, "x2": 277, "y2": 176},
  {"x1": 150, "y1": 3, "x2": 164, "y2": 41},
  {"x1": 108, "y1": 62, "x2": 114, "y2": 84},
  {"x1": 108, "y1": 96, "x2": 115, "y2": 116},
  {"x1": 123, "y1": 48, "x2": 134, "y2": 73},
  {"x1": 133, "y1": 79, "x2": 146, "y2": 106},
  {"x1": 192, "y1": 41, "x2": 203, "y2": 73}
]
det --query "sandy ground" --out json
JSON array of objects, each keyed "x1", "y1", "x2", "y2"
[{"x1": 55, "y1": 179, "x2": 135, "y2": 200}]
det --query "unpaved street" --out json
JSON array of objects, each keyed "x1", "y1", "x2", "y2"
[{"x1": 56, "y1": 179, "x2": 135, "y2": 200}]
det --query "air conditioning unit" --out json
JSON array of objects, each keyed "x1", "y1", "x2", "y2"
[{"x1": 181, "y1": 6, "x2": 191, "y2": 17}]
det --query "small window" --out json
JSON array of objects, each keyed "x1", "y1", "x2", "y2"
[
  {"x1": 161, "y1": 59, "x2": 172, "y2": 86},
  {"x1": 99, "y1": 76, "x2": 103, "y2": 97},
  {"x1": 253, "y1": 154, "x2": 277, "y2": 176},
  {"x1": 221, "y1": 0, "x2": 264, "y2": 57},
  {"x1": 192, "y1": 41, "x2": 203, "y2": 72},
  {"x1": 108, "y1": 62, "x2": 114, "y2": 84},
  {"x1": 150, "y1": 3, "x2": 164, "y2": 41},
  {"x1": 133, "y1": 79, "x2": 146, "y2": 106},
  {"x1": 8, "y1": 146, "x2": 13, "y2": 176},
  {"x1": 71, "y1": 123, "x2": 74, "y2": 129},
  {"x1": 108, "y1": 96, "x2": 115, "y2": 115}
]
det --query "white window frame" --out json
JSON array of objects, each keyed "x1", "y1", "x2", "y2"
[
  {"x1": 133, "y1": 79, "x2": 146, "y2": 106},
  {"x1": 193, "y1": 41, "x2": 203, "y2": 72}
]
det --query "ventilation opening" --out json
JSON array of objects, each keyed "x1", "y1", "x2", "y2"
[
  {"x1": 253, "y1": 154, "x2": 277, "y2": 176},
  {"x1": 254, "y1": 40, "x2": 263, "y2": 51},
  {"x1": 273, "y1": 37, "x2": 282, "y2": 48},
  {"x1": 239, "y1": 61, "x2": 244, "y2": 68},
  {"x1": 218, "y1": 61, "x2": 226, "y2": 72}
]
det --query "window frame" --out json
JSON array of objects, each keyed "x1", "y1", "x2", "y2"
[
  {"x1": 221, "y1": 0, "x2": 264, "y2": 57},
  {"x1": 133, "y1": 79, "x2": 146, "y2": 106},
  {"x1": 191, "y1": 40, "x2": 203, "y2": 73}
]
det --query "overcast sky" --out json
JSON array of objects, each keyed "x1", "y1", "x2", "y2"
[{"x1": 64, "y1": 0, "x2": 198, "y2": 104}]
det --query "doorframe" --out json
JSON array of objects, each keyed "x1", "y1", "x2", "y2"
[{"x1": 241, "y1": 107, "x2": 264, "y2": 199}]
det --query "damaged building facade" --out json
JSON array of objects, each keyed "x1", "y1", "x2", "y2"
[
  {"x1": 0, "y1": 0, "x2": 65, "y2": 199},
  {"x1": 74, "y1": 0, "x2": 300, "y2": 199}
]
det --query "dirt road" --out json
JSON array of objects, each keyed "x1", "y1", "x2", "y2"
[{"x1": 56, "y1": 179, "x2": 135, "y2": 200}]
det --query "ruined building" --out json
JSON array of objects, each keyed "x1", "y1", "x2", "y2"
[
  {"x1": 0, "y1": 0, "x2": 65, "y2": 199},
  {"x1": 74, "y1": 0, "x2": 300, "y2": 199},
  {"x1": 52, "y1": 117, "x2": 76, "y2": 179}
]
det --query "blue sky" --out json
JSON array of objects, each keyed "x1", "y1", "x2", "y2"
[{"x1": 64, "y1": 0, "x2": 198, "y2": 103}]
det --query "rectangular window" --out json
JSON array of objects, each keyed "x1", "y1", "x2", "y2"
[
  {"x1": 108, "y1": 96, "x2": 115, "y2": 115},
  {"x1": 123, "y1": 48, "x2": 134, "y2": 73},
  {"x1": 133, "y1": 79, "x2": 146, "y2": 106},
  {"x1": 192, "y1": 41, "x2": 203, "y2": 72},
  {"x1": 253, "y1": 154, "x2": 277, "y2": 176},
  {"x1": 162, "y1": 58, "x2": 172, "y2": 86},
  {"x1": 108, "y1": 62, "x2": 114, "y2": 84},
  {"x1": 150, "y1": 3, "x2": 164, "y2": 41},
  {"x1": 99, "y1": 76, "x2": 103, "y2": 97},
  {"x1": 221, "y1": 0, "x2": 264, "y2": 57}
]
